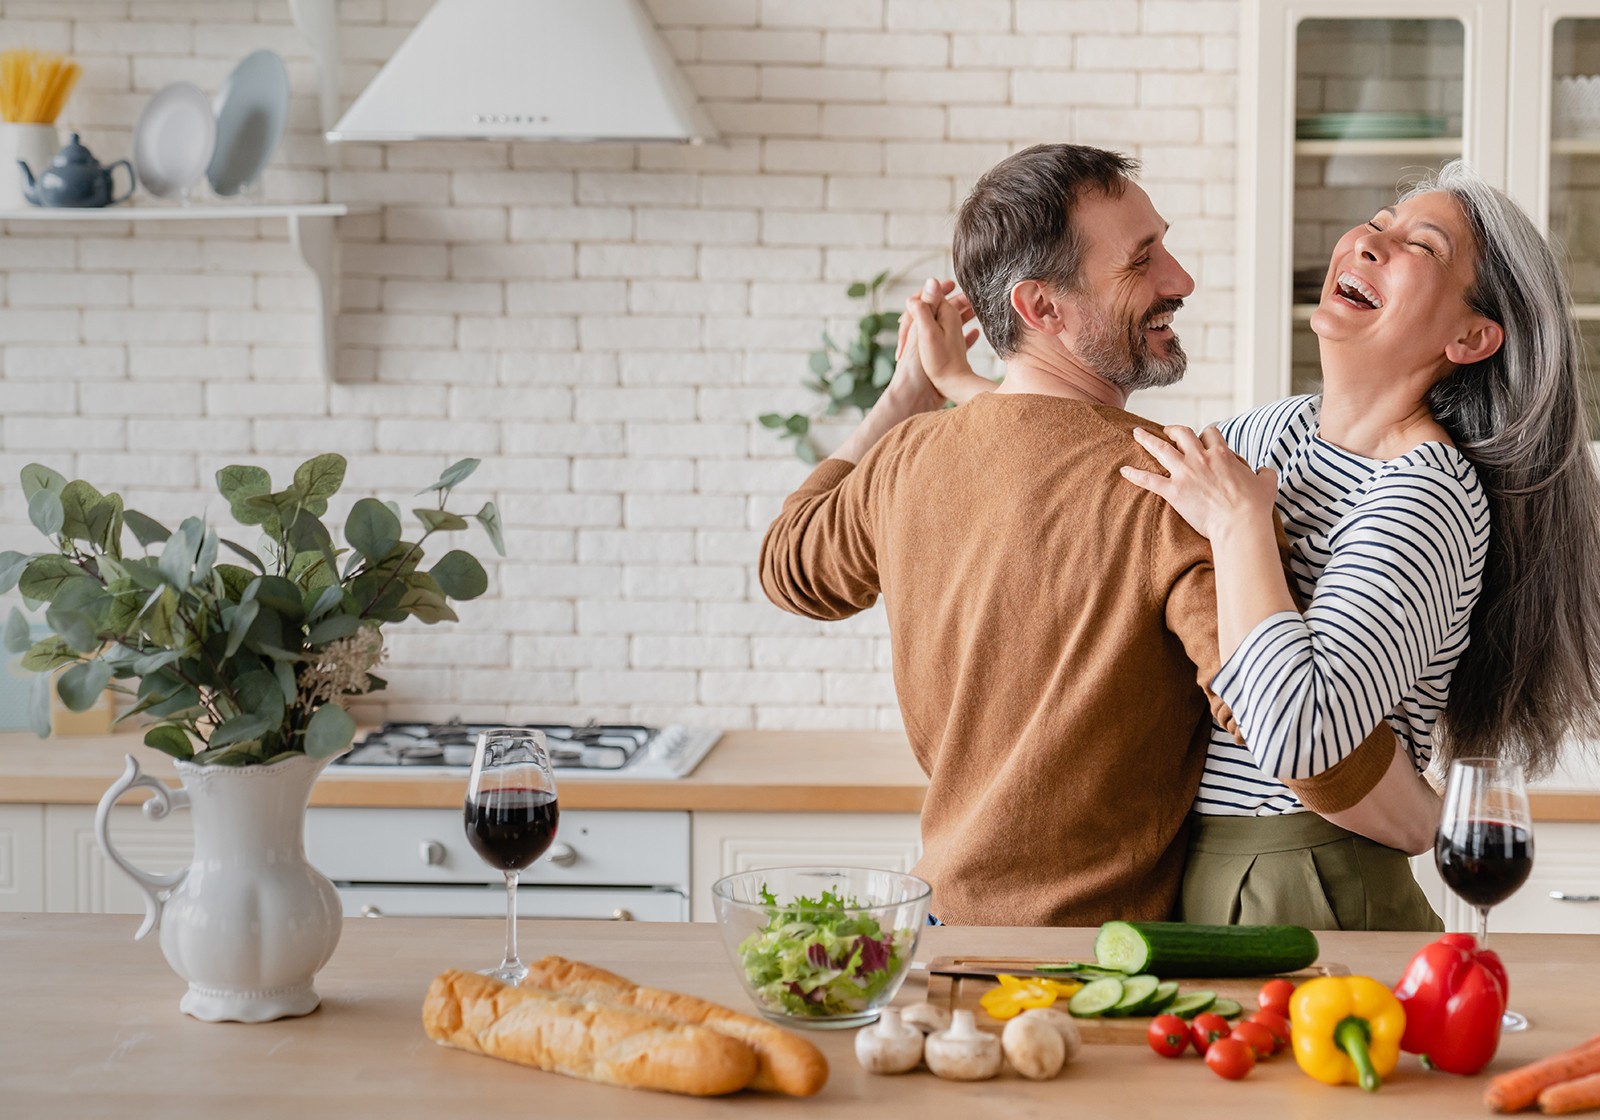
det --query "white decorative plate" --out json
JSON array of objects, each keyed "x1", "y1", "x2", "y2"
[
  {"x1": 132, "y1": 82, "x2": 217, "y2": 200},
  {"x1": 207, "y1": 49, "x2": 290, "y2": 197}
]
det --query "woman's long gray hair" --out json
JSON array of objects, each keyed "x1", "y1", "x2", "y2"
[{"x1": 1401, "y1": 161, "x2": 1600, "y2": 776}]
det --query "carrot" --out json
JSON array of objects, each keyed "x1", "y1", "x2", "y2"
[
  {"x1": 1539, "y1": 1071, "x2": 1600, "y2": 1116},
  {"x1": 1485, "y1": 1034, "x2": 1600, "y2": 1113}
]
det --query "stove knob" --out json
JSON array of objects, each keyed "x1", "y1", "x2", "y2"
[
  {"x1": 420, "y1": 840, "x2": 446, "y2": 866},
  {"x1": 546, "y1": 843, "x2": 577, "y2": 867},
  {"x1": 611, "y1": 909, "x2": 634, "y2": 922},
  {"x1": 361, "y1": 905, "x2": 385, "y2": 918}
]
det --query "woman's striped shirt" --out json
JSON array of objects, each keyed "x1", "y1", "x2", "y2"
[{"x1": 1194, "y1": 394, "x2": 1491, "y2": 816}]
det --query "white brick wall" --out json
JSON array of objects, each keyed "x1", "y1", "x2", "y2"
[{"x1": 0, "y1": 0, "x2": 1238, "y2": 731}]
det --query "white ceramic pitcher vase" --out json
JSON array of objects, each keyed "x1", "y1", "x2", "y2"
[{"x1": 95, "y1": 751, "x2": 344, "y2": 1022}]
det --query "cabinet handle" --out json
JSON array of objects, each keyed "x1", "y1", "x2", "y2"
[
  {"x1": 361, "y1": 904, "x2": 385, "y2": 918},
  {"x1": 611, "y1": 909, "x2": 634, "y2": 922},
  {"x1": 419, "y1": 840, "x2": 446, "y2": 866},
  {"x1": 546, "y1": 843, "x2": 577, "y2": 867},
  {"x1": 1549, "y1": 891, "x2": 1600, "y2": 903}
]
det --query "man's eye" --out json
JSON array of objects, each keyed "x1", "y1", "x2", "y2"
[{"x1": 1132, "y1": 256, "x2": 1150, "y2": 269}]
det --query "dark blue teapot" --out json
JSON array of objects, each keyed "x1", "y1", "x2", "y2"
[{"x1": 19, "y1": 133, "x2": 135, "y2": 208}]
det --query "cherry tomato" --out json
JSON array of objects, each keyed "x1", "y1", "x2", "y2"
[
  {"x1": 1258, "y1": 978, "x2": 1296, "y2": 1018},
  {"x1": 1205, "y1": 1037, "x2": 1256, "y2": 1080},
  {"x1": 1246, "y1": 1010, "x2": 1291, "y2": 1054},
  {"x1": 1189, "y1": 1011, "x2": 1231, "y2": 1056},
  {"x1": 1230, "y1": 1020, "x2": 1277, "y2": 1060},
  {"x1": 1147, "y1": 1013, "x2": 1190, "y2": 1058}
]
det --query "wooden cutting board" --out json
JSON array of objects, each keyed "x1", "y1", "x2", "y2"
[{"x1": 924, "y1": 955, "x2": 1349, "y2": 1044}]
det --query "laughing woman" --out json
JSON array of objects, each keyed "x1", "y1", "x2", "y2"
[{"x1": 910, "y1": 161, "x2": 1600, "y2": 929}]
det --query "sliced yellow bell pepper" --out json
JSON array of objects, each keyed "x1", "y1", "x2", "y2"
[
  {"x1": 1289, "y1": 976, "x2": 1406, "y2": 1092},
  {"x1": 980, "y1": 977, "x2": 1060, "y2": 1020}
]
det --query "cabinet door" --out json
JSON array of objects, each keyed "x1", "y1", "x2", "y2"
[
  {"x1": 690, "y1": 813, "x2": 921, "y2": 922},
  {"x1": 1508, "y1": 3, "x2": 1600, "y2": 435},
  {"x1": 43, "y1": 805, "x2": 193, "y2": 914},
  {"x1": 1435, "y1": 821, "x2": 1600, "y2": 934},
  {"x1": 0, "y1": 806, "x2": 45, "y2": 912},
  {"x1": 1239, "y1": 1, "x2": 1509, "y2": 408}
]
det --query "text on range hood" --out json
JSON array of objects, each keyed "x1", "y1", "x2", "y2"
[{"x1": 326, "y1": 0, "x2": 718, "y2": 144}]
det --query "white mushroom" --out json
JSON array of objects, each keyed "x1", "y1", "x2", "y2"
[
  {"x1": 1017, "y1": 1007, "x2": 1082, "y2": 1065},
  {"x1": 900, "y1": 1002, "x2": 953, "y2": 1035},
  {"x1": 1002, "y1": 1010, "x2": 1067, "y2": 1080},
  {"x1": 854, "y1": 1008, "x2": 924, "y2": 1075},
  {"x1": 924, "y1": 1009, "x2": 1003, "y2": 1081}
]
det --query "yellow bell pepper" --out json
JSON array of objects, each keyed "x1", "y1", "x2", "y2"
[
  {"x1": 978, "y1": 974, "x2": 1078, "y2": 1020},
  {"x1": 1289, "y1": 976, "x2": 1406, "y2": 1092}
]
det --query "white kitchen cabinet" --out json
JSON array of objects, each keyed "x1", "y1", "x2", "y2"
[
  {"x1": 1239, "y1": 1, "x2": 1600, "y2": 415},
  {"x1": 42, "y1": 805, "x2": 192, "y2": 915},
  {"x1": 689, "y1": 812, "x2": 922, "y2": 922},
  {"x1": 0, "y1": 806, "x2": 46, "y2": 912}
]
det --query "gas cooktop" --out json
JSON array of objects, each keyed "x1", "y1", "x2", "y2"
[{"x1": 333, "y1": 720, "x2": 720, "y2": 780}]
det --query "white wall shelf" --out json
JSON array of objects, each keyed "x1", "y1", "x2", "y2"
[
  {"x1": 1294, "y1": 137, "x2": 1464, "y2": 157},
  {"x1": 1551, "y1": 137, "x2": 1600, "y2": 155},
  {"x1": 0, "y1": 203, "x2": 364, "y2": 379}
]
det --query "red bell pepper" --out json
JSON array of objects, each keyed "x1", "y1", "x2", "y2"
[{"x1": 1392, "y1": 932, "x2": 1507, "y2": 1076}]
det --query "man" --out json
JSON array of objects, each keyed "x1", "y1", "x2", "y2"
[{"x1": 759, "y1": 144, "x2": 1232, "y2": 926}]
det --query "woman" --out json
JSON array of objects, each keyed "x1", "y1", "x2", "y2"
[{"x1": 907, "y1": 161, "x2": 1600, "y2": 929}]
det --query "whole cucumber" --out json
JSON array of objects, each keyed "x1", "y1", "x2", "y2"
[{"x1": 1094, "y1": 920, "x2": 1320, "y2": 977}]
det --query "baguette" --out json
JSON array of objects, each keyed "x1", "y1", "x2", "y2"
[
  {"x1": 522, "y1": 955, "x2": 829, "y2": 1097},
  {"x1": 422, "y1": 969, "x2": 758, "y2": 1097}
]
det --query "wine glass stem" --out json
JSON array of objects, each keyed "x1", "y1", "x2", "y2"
[
  {"x1": 502, "y1": 870, "x2": 521, "y2": 971},
  {"x1": 1477, "y1": 905, "x2": 1490, "y2": 950}
]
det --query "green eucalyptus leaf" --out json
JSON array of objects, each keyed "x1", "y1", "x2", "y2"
[
  {"x1": 235, "y1": 669, "x2": 286, "y2": 727},
  {"x1": 20, "y1": 635, "x2": 75, "y2": 673},
  {"x1": 193, "y1": 528, "x2": 219, "y2": 584},
  {"x1": 215, "y1": 564, "x2": 255, "y2": 602},
  {"x1": 430, "y1": 550, "x2": 488, "y2": 600},
  {"x1": 20, "y1": 463, "x2": 67, "y2": 503},
  {"x1": 253, "y1": 577, "x2": 306, "y2": 623},
  {"x1": 831, "y1": 372, "x2": 856, "y2": 400},
  {"x1": 18, "y1": 555, "x2": 85, "y2": 603},
  {"x1": 0, "y1": 551, "x2": 30, "y2": 595},
  {"x1": 45, "y1": 606, "x2": 97, "y2": 654},
  {"x1": 58, "y1": 480, "x2": 105, "y2": 544},
  {"x1": 191, "y1": 743, "x2": 255, "y2": 766},
  {"x1": 28, "y1": 489, "x2": 64, "y2": 537},
  {"x1": 216, "y1": 464, "x2": 271, "y2": 507},
  {"x1": 758, "y1": 412, "x2": 788, "y2": 428},
  {"x1": 307, "y1": 613, "x2": 363, "y2": 645},
  {"x1": 131, "y1": 649, "x2": 182, "y2": 676},
  {"x1": 784, "y1": 415, "x2": 810, "y2": 436},
  {"x1": 225, "y1": 599, "x2": 260, "y2": 658},
  {"x1": 872, "y1": 350, "x2": 895, "y2": 388},
  {"x1": 304, "y1": 702, "x2": 356, "y2": 760},
  {"x1": 3, "y1": 607, "x2": 32, "y2": 654},
  {"x1": 474, "y1": 502, "x2": 506, "y2": 557},
  {"x1": 28, "y1": 672, "x2": 51, "y2": 737},
  {"x1": 397, "y1": 585, "x2": 457, "y2": 624},
  {"x1": 417, "y1": 457, "x2": 481, "y2": 496},
  {"x1": 870, "y1": 269, "x2": 890, "y2": 290},
  {"x1": 846, "y1": 281, "x2": 867, "y2": 298},
  {"x1": 274, "y1": 659, "x2": 297, "y2": 707},
  {"x1": 808, "y1": 350, "x2": 831, "y2": 375},
  {"x1": 346, "y1": 498, "x2": 402, "y2": 564},
  {"x1": 123, "y1": 509, "x2": 172, "y2": 548},
  {"x1": 56, "y1": 660, "x2": 113, "y2": 712},
  {"x1": 307, "y1": 584, "x2": 344, "y2": 623},
  {"x1": 414, "y1": 508, "x2": 468, "y2": 533},
  {"x1": 293, "y1": 453, "x2": 347, "y2": 503},
  {"x1": 157, "y1": 519, "x2": 202, "y2": 589},
  {"x1": 219, "y1": 538, "x2": 264, "y2": 572},
  {"x1": 205, "y1": 711, "x2": 274, "y2": 751},
  {"x1": 795, "y1": 439, "x2": 820, "y2": 466},
  {"x1": 143, "y1": 725, "x2": 194, "y2": 761},
  {"x1": 101, "y1": 579, "x2": 143, "y2": 635}
]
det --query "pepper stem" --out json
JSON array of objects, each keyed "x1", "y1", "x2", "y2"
[{"x1": 1336, "y1": 1017, "x2": 1381, "y2": 1093}]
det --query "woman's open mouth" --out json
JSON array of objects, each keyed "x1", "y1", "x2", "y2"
[{"x1": 1332, "y1": 271, "x2": 1384, "y2": 311}]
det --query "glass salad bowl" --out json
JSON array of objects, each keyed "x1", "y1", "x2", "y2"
[{"x1": 711, "y1": 866, "x2": 931, "y2": 1029}]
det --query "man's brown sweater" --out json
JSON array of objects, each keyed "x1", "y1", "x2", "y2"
[{"x1": 760, "y1": 393, "x2": 1239, "y2": 926}]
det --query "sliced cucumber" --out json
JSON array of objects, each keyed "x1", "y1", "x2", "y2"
[
  {"x1": 1108, "y1": 974, "x2": 1162, "y2": 1016},
  {"x1": 1146, "y1": 980, "x2": 1181, "y2": 1015},
  {"x1": 1212, "y1": 998, "x2": 1244, "y2": 1019},
  {"x1": 1066, "y1": 977, "x2": 1125, "y2": 1018},
  {"x1": 1166, "y1": 990, "x2": 1218, "y2": 1019}
]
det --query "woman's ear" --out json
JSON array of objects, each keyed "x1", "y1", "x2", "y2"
[
  {"x1": 1009, "y1": 280, "x2": 1068, "y2": 337},
  {"x1": 1445, "y1": 316, "x2": 1505, "y2": 366}
]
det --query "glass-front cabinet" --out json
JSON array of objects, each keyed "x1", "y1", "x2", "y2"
[{"x1": 1240, "y1": 0, "x2": 1561, "y2": 407}]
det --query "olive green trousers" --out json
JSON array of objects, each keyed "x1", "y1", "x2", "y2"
[{"x1": 1179, "y1": 812, "x2": 1444, "y2": 932}]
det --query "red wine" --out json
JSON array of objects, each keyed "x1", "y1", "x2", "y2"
[
  {"x1": 1435, "y1": 819, "x2": 1533, "y2": 908},
  {"x1": 465, "y1": 788, "x2": 559, "y2": 871}
]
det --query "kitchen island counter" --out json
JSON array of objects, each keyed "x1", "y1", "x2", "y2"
[
  {"x1": 4, "y1": 913, "x2": 1597, "y2": 1118},
  {"x1": 3, "y1": 730, "x2": 1598, "y2": 820}
]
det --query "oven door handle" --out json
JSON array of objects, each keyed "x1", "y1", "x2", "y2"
[{"x1": 546, "y1": 843, "x2": 577, "y2": 867}]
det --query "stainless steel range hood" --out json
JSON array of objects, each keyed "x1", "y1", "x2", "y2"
[{"x1": 326, "y1": 0, "x2": 718, "y2": 144}]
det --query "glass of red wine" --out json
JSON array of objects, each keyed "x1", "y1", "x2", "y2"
[
  {"x1": 1434, "y1": 757, "x2": 1534, "y2": 1031},
  {"x1": 464, "y1": 727, "x2": 559, "y2": 985}
]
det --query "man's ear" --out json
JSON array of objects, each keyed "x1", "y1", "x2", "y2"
[
  {"x1": 1444, "y1": 316, "x2": 1504, "y2": 366},
  {"x1": 1009, "y1": 280, "x2": 1068, "y2": 337}
]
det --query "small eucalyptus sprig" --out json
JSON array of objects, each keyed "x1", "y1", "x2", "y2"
[{"x1": 0, "y1": 454, "x2": 505, "y2": 766}]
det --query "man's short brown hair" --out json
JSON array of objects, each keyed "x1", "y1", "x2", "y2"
[{"x1": 953, "y1": 144, "x2": 1139, "y2": 358}]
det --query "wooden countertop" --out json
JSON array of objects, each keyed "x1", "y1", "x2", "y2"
[
  {"x1": 3, "y1": 729, "x2": 1598, "y2": 820},
  {"x1": 3, "y1": 914, "x2": 1597, "y2": 1119}
]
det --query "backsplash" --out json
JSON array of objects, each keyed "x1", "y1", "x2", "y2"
[{"x1": 0, "y1": 0, "x2": 1240, "y2": 731}]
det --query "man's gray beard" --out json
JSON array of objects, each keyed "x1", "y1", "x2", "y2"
[{"x1": 1073, "y1": 299, "x2": 1188, "y2": 392}]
